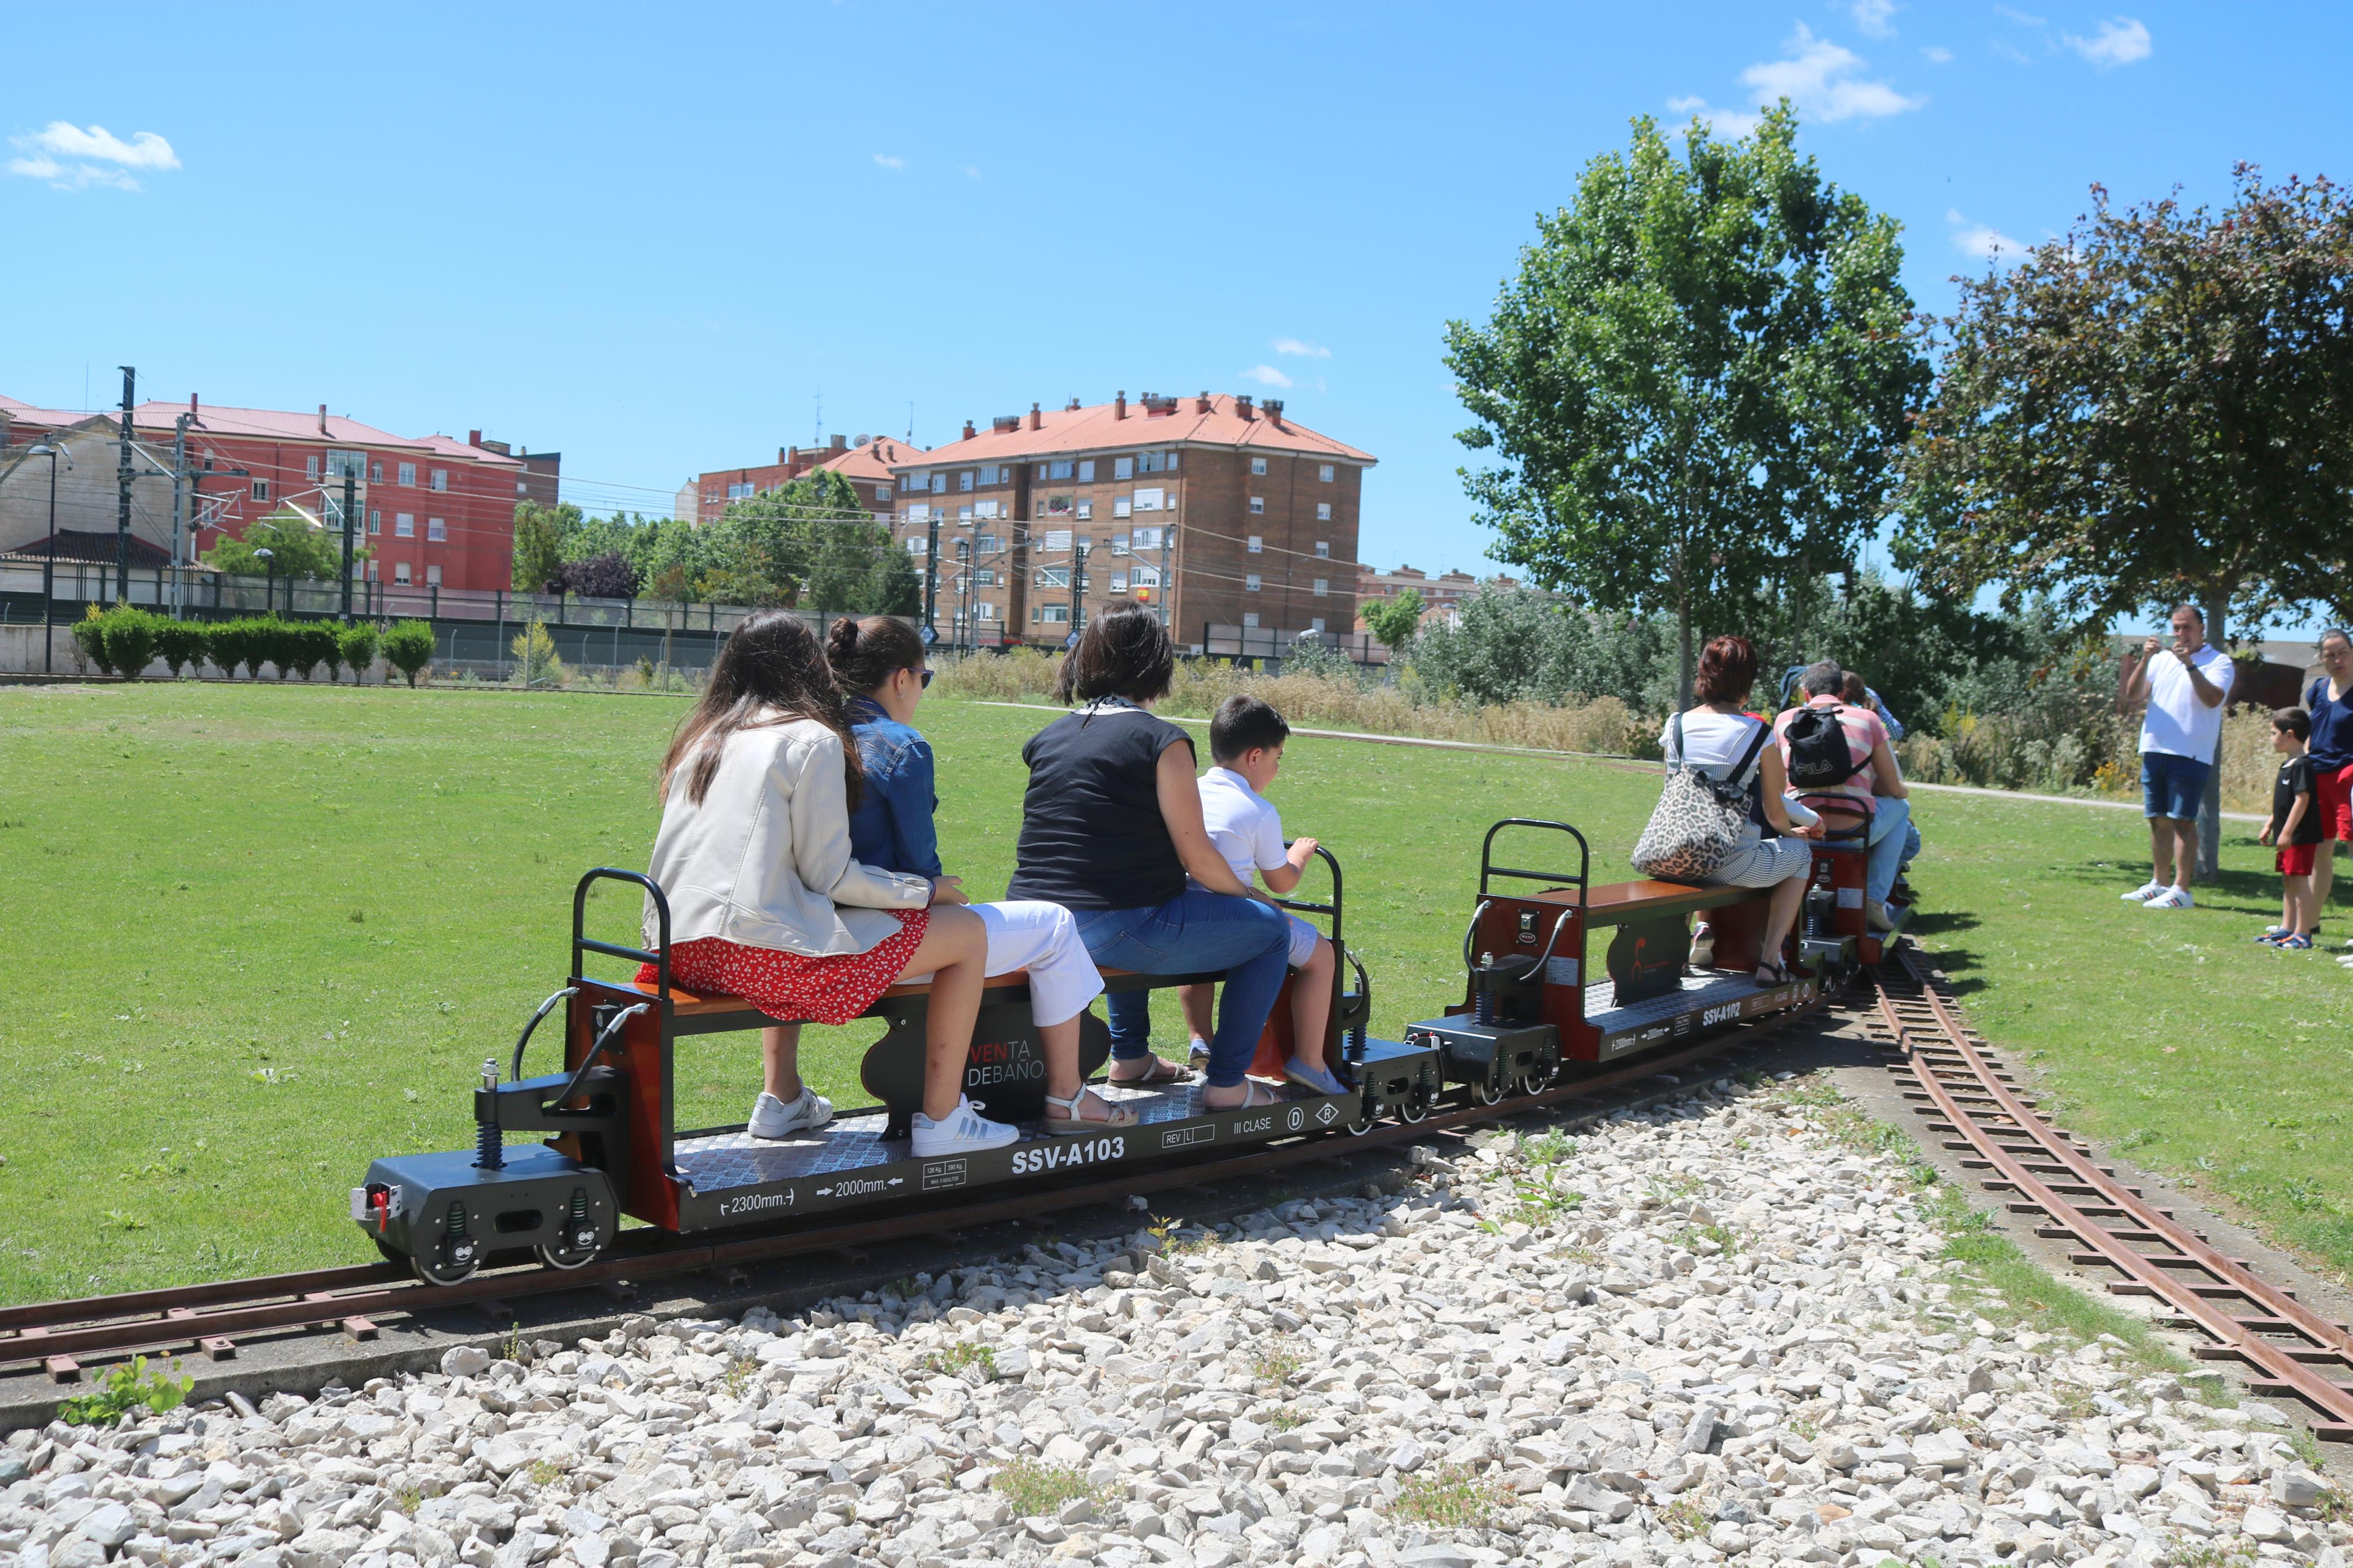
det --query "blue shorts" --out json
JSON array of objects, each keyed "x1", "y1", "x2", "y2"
[{"x1": 2141, "y1": 752, "x2": 2210, "y2": 820}]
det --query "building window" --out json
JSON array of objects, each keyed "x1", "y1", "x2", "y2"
[
  {"x1": 1045, "y1": 495, "x2": 1074, "y2": 517},
  {"x1": 1075, "y1": 499, "x2": 1092, "y2": 520},
  {"x1": 956, "y1": 471, "x2": 974, "y2": 491},
  {"x1": 907, "y1": 536, "x2": 927, "y2": 555},
  {"x1": 1243, "y1": 612, "x2": 1259, "y2": 629},
  {"x1": 1110, "y1": 572, "x2": 1129, "y2": 593},
  {"x1": 366, "y1": 561, "x2": 379, "y2": 582},
  {"x1": 367, "y1": 509, "x2": 380, "y2": 536},
  {"x1": 1312, "y1": 578, "x2": 1329, "y2": 596},
  {"x1": 1315, "y1": 540, "x2": 1330, "y2": 557},
  {"x1": 977, "y1": 533, "x2": 1000, "y2": 553},
  {"x1": 957, "y1": 504, "x2": 973, "y2": 523},
  {"x1": 930, "y1": 474, "x2": 947, "y2": 493},
  {"x1": 425, "y1": 564, "x2": 443, "y2": 586},
  {"x1": 395, "y1": 513, "x2": 416, "y2": 538},
  {"x1": 974, "y1": 499, "x2": 1000, "y2": 520},
  {"x1": 978, "y1": 464, "x2": 1002, "y2": 485},
  {"x1": 306, "y1": 455, "x2": 320, "y2": 481},
  {"x1": 1133, "y1": 487, "x2": 1164, "y2": 512},
  {"x1": 876, "y1": 485, "x2": 892, "y2": 502},
  {"x1": 1247, "y1": 535, "x2": 1263, "y2": 553},
  {"x1": 1049, "y1": 459, "x2": 1074, "y2": 480},
  {"x1": 251, "y1": 479, "x2": 271, "y2": 502},
  {"x1": 1042, "y1": 529, "x2": 1073, "y2": 552},
  {"x1": 430, "y1": 468, "x2": 448, "y2": 492},
  {"x1": 1250, "y1": 457, "x2": 1267, "y2": 476},
  {"x1": 975, "y1": 602, "x2": 998, "y2": 621},
  {"x1": 398, "y1": 462, "x2": 417, "y2": 487},
  {"x1": 904, "y1": 470, "x2": 928, "y2": 491},
  {"x1": 1133, "y1": 563, "x2": 1160, "y2": 587},
  {"x1": 1316, "y1": 502, "x2": 1332, "y2": 521},
  {"x1": 1077, "y1": 460, "x2": 1095, "y2": 482},
  {"x1": 1111, "y1": 531, "x2": 1130, "y2": 555},
  {"x1": 1037, "y1": 603, "x2": 1070, "y2": 624},
  {"x1": 1037, "y1": 566, "x2": 1070, "y2": 589},
  {"x1": 427, "y1": 517, "x2": 446, "y2": 542},
  {"x1": 394, "y1": 561, "x2": 413, "y2": 584},
  {"x1": 516, "y1": 482, "x2": 527, "y2": 496},
  {"x1": 370, "y1": 461, "x2": 384, "y2": 483},
  {"x1": 1113, "y1": 495, "x2": 1132, "y2": 518},
  {"x1": 1113, "y1": 456, "x2": 1134, "y2": 481},
  {"x1": 975, "y1": 568, "x2": 996, "y2": 586},
  {"x1": 1132, "y1": 526, "x2": 1163, "y2": 550},
  {"x1": 326, "y1": 449, "x2": 365, "y2": 479},
  {"x1": 1309, "y1": 616, "x2": 1326, "y2": 633},
  {"x1": 1245, "y1": 574, "x2": 1262, "y2": 592},
  {"x1": 907, "y1": 503, "x2": 931, "y2": 523},
  {"x1": 1138, "y1": 450, "x2": 1174, "y2": 474},
  {"x1": 1248, "y1": 496, "x2": 1265, "y2": 515},
  {"x1": 1318, "y1": 464, "x2": 1335, "y2": 483}
]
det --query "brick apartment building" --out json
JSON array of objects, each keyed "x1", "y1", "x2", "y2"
[
  {"x1": 0, "y1": 392, "x2": 551, "y2": 593},
  {"x1": 886, "y1": 392, "x2": 1374, "y2": 648},
  {"x1": 687, "y1": 435, "x2": 923, "y2": 524},
  {"x1": 1354, "y1": 563, "x2": 1510, "y2": 630}
]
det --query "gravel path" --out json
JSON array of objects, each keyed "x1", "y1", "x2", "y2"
[{"x1": 6, "y1": 1073, "x2": 2348, "y2": 1568}]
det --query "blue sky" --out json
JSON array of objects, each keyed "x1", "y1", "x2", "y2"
[{"x1": 5, "y1": 2, "x2": 2347, "y2": 632}]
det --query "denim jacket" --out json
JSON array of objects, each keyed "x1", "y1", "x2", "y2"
[{"x1": 847, "y1": 696, "x2": 943, "y2": 880}]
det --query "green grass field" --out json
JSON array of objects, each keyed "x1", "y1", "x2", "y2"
[{"x1": 0, "y1": 682, "x2": 2345, "y2": 1302}]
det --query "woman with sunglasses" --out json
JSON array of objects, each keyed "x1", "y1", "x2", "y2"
[{"x1": 827, "y1": 615, "x2": 1134, "y2": 1134}]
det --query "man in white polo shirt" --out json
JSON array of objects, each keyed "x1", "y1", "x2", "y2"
[{"x1": 2118, "y1": 604, "x2": 2236, "y2": 909}]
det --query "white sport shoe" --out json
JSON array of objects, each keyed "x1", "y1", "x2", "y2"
[
  {"x1": 2143, "y1": 887, "x2": 2195, "y2": 909},
  {"x1": 748, "y1": 1087, "x2": 833, "y2": 1140},
  {"x1": 2121, "y1": 881, "x2": 2166, "y2": 902},
  {"x1": 911, "y1": 1096, "x2": 1020, "y2": 1157}
]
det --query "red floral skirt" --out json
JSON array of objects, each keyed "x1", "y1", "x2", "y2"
[{"x1": 637, "y1": 915, "x2": 929, "y2": 1025}]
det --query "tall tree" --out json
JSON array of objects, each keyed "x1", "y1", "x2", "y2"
[
  {"x1": 203, "y1": 510, "x2": 361, "y2": 579},
  {"x1": 510, "y1": 501, "x2": 579, "y2": 595},
  {"x1": 1898, "y1": 162, "x2": 2353, "y2": 638},
  {"x1": 1446, "y1": 105, "x2": 1927, "y2": 699}
]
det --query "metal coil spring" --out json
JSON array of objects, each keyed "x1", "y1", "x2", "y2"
[{"x1": 475, "y1": 1120, "x2": 503, "y2": 1171}]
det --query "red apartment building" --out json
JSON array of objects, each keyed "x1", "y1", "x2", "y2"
[
  {"x1": 689, "y1": 435, "x2": 922, "y2": 524},
  {"x1": 885, "y1": 392, "x2": 1374, "y2": 648},
  {"x1": 0, "y1": 393, "x2": 550, "y2": 593},
  {"x1": 1354, "y1": 563, "x2": 1511, "y2": 631}
]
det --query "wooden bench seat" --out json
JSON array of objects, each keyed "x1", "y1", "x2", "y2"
[
  {"x1": 629, "y1": 965, "x2": 1198, "y2": 1021},
  {"x1": 1499, "y1": 879, "x2": 1774, "y2": 930}
]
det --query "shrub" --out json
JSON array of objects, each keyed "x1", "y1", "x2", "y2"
[
  {"x1": 338, "y1": 624, "x2": 381, "y2": 683},
  {"x1": 294, "y1": 622, "x2": 342, "y2": 681},
  {"x1": 250, "y1": 616, "x2": 299, "y2": 680},
  {"x1": 313, "y1": 623, "x2": 346, "y2": 682},
  {"x1": 72, "y1": 606, "x2": 115, "y2": 676},
  {"x1": 278, "y1": 620, "x2": 327, "y2": 681},
  {"x1": 511, "y1": 620, "x2": 565, "y2": 687},
  {"x1": 205, "y1": 618, "x2": 255, "y2": 679},
  {"x1": 97, "y1": 605, "x2": 161, "y2": 680},
  {"x1": 382, "y1": 620, "x2": 436, "y2": 687},
  {"x1": 152, "y1": 617, "x2": 210, "y2": 679}
]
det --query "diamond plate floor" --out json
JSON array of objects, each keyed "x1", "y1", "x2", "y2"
[
  {"x1": 1584, "y1": 970, "x2": 1769, "y2": 1033},
  {"x1": 673, "y1": 1078, "x2": 1314, "y2": 1194}
]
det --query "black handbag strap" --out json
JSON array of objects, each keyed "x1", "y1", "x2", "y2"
[{"x1": 1727, "y1": 714, "x2": 1772, "y2": 788}]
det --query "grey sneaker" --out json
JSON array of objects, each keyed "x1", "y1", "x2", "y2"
[{"x1": 749, "y1": 1087, "x2": 833, "y2": 1140}]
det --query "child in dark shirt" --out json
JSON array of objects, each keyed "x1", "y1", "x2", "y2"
[{"x1": 2257, "y1": 709, "x2": 2323, "y2": 948}]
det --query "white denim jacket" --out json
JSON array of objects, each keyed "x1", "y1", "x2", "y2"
[{"x1": 643, "y1": 716, "x2": 932, "y2": 958}]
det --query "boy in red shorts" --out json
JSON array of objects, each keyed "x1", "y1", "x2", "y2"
[{"x1": 2258, "y1": 709, "x2": 2323, "y2": 948}]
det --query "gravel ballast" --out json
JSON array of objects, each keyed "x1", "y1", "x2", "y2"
[{"x1": 5, "y1": 1074, "x2": 2348, "y2": 1568}]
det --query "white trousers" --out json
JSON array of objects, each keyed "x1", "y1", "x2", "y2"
[{"x1": 899, "y1": 900, "x2": 1105, "y2": 1027}]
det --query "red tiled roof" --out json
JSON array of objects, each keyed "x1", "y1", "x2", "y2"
[
  {"x1": 818, "y1": 437, "x2": 925, "y2": 483},
  {"x1": 0, "y1": 394, "x2": 90, "y2": 428},
  {"x1": 133, "y1": 400, "x2": 431, "y2": 450},
  {"x1": 897, "y1": 394, "x2": 1374, "y2": 471},
  {"x1": 411, "y1": 432, "x2": 526, "y2": 468}
]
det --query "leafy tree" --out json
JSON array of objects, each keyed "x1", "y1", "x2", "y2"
[
  {"x1": 1362, "y1": 587, "x2": 1426, "y2": 653},
  {"x1": 381, "y1": 620, "x2": 436, "y2": 687},
  {"x1": 557, "y1": 551, "x2": 642, "y2": 600},
  {"x1": 510, "y1": 502, "x2": 578, "y2": 595},
  {"x1": 1446, "y1": 105, "x2": 1928, "y2": 700},
  {"x1": 1898, "y1": 162, "x2": 2353, "y2": 639},
  {"x1": 1410, "y1": 583, "x2": 1677, "y2": 713},
  {"x1": 512, "y1": 621, "x2": 566, "y2": 686},
  {"x1": 203, "y1": 512, "x2": 358, "y2": 581},
  {"x1": 337, "y1": 624, "x2": 380, "y2": 683}
]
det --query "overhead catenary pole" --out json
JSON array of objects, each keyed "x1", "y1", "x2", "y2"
[
  {"x1": 169, "y1": 414, "x2": 189, "y2": 620},
  {"x1": 1070, "y1": 539, "x2": 1087, "y2": 635},
  {"x1": 341, "y1": 471, "x2": 358, "y2": 622},
  {"x1": 922, "y1": 510, "x2": 940, "y2": 639},
  {"x1": 115, "y1": 367, "x2": 136, "y2": 603}
]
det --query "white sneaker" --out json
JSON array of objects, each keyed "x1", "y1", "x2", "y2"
[
  {"x1": 911, "y1": 1096, "x2": 1020, "y2": 1157},
  {"x1": 2143, "y1": 887, "x2": 2195, "y2": 909},
  {"x1": 2121, "y1": 881, "x2": 2166, "y2": 902},
  {"x1": 748, "y1": 1087, "x2": 833, "y2": 1139}
]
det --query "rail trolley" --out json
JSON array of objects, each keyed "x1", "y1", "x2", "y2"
[{"x1": 355, "y1": 820, "x2": 1886, "y2": 1285}]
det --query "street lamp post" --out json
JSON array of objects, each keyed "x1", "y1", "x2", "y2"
[
  {"x1": 24, "y1": 444, "x2": 68, "y2": 673},
  {"x1": 254, "y1": 548, "x2": 276, "y2": 617}
]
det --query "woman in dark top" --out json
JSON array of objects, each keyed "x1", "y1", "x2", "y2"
[{"x1": 1007, "y1": 605, "x2": 1294, "y2": 1110}]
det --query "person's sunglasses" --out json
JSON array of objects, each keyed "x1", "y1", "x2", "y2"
[{"x1": 918, "y1": 669, "x2": 934, "y2": 689}]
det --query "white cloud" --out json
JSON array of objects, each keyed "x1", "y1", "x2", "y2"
[
  {"x1": 1238, "y1": 365, "x2": 1294, "y2": 389},
  {"x1": 1667, "y1": 94, "x2": 1765, "y2": 137},
  {"x1": 872, "y1": 153, "x2": 906, "y2": 169},
  {"x1": 1847, "y1": 0, "x2": 1898, "y2": 40},
  {"x1": 1272, "y1": 337, "x2": 1330, "y2": 359},
  {"x1": 1921, "y1": 45, "x2": 1954, "y2": 63},
  {"x1": 1948, "y1": 207, "x2": 2027, "y2": 262},
  {"x1": 1990, "y1": 38, "x2": 2035, "y2": 64},
  {"x1": 7, "y1": 121, "x2": 179, "y2": 190},
  {"x1": 961, "y1": 165, "x2": 981, "y2": 180},
  {"x1": 1740, "y1": 24, "x2": 1926, "y2": 121},
  {"x1": 1993, "y1": 5, "x2": 2047, "y2": 25},
  {"x1": 2063, "y1": 16, "x2": 2150, "y2": 67}
]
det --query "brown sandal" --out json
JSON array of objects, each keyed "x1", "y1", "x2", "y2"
[
  {"x1": 1105, "y1": 1053, "x2": 1193, "y2": 1086},
  {"x1": 1043, "y1": 1087, "x2": 1141, "y2": 1135}
]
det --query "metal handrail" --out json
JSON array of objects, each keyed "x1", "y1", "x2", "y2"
[
  {"x1": 1477, "y1": 818, "x2": 1591, "y2": 906},
  {"x1": 573, "y1": 867, "x2": 669, "y2": 1000}
]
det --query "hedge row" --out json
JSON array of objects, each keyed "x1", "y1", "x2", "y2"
[{"x1": 69, "y1": 606, "x2": 438, "y2": 687}]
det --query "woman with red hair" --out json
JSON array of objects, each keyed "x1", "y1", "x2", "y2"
[{"x1": 1658, "y1": 634, "x2": 1822, "y2": 985}]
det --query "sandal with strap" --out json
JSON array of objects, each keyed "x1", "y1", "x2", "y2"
[
  {"x1": 1043, "y1": 1086, "x2": 1141, "y2": 1135},
  {"x1": 1106, "y1": 1053, "x2": 1194, "y2": 1086},
  {"x1": 1202, "y1": 1079, "x2": 1283, "y2": 1112},
  {"x1": 1754, "y1": 961, "x2": 1795, "y2": 987}
]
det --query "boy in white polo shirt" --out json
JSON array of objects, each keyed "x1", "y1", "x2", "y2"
[{"x1": 1177, "y1": 696, "x2": 1348, "y2": 1095}]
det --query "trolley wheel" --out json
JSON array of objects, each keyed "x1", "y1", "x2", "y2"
[
  {"x1": 1470, "y1": 1074, "x2": 1504, "y2": 1107},
  {"x1": 1344, "y1": 1098, "x2": 1379, "y2": 1136},
  {"x1": 535, "y1": 1243, "x2": 601, "y2": 1272},
  {"x1": 1518, "y1": 1068, "x2": 1551, "y2": 1098},
  {"x1": 373, "y1": 1236, "x2": 406, "y2": 1268},
  {"x1": 411, "y1": 1254, "x2": 478, "y2": 1289},
  {"x1": 1398, "y1": 1089, "x2": 1431, "y2": 1125}
]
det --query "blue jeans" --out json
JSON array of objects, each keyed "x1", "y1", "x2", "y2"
[
  {"x1": 1865, "y1": 796, "x2": 1912, "y2": 908},
  {"x1": 1073, "y1": 890, "x2": 1292, "y2": 1089}
]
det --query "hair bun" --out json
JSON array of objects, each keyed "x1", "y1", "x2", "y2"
[{"x1": 825, "y1": 617, "x2": 861, "y2": 664}]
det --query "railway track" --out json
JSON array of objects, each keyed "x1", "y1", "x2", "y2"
[
  {"x1": 0, "y1": 997, "x2": 1834, "y2": 1385},
  {"x1": 1876, "y1": 947, "x2": 2353, "y2": 1445}
]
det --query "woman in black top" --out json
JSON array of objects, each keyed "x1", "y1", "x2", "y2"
[{"x1": 1007, "y1": 605, "x2": 1294, "y2": 1109}]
